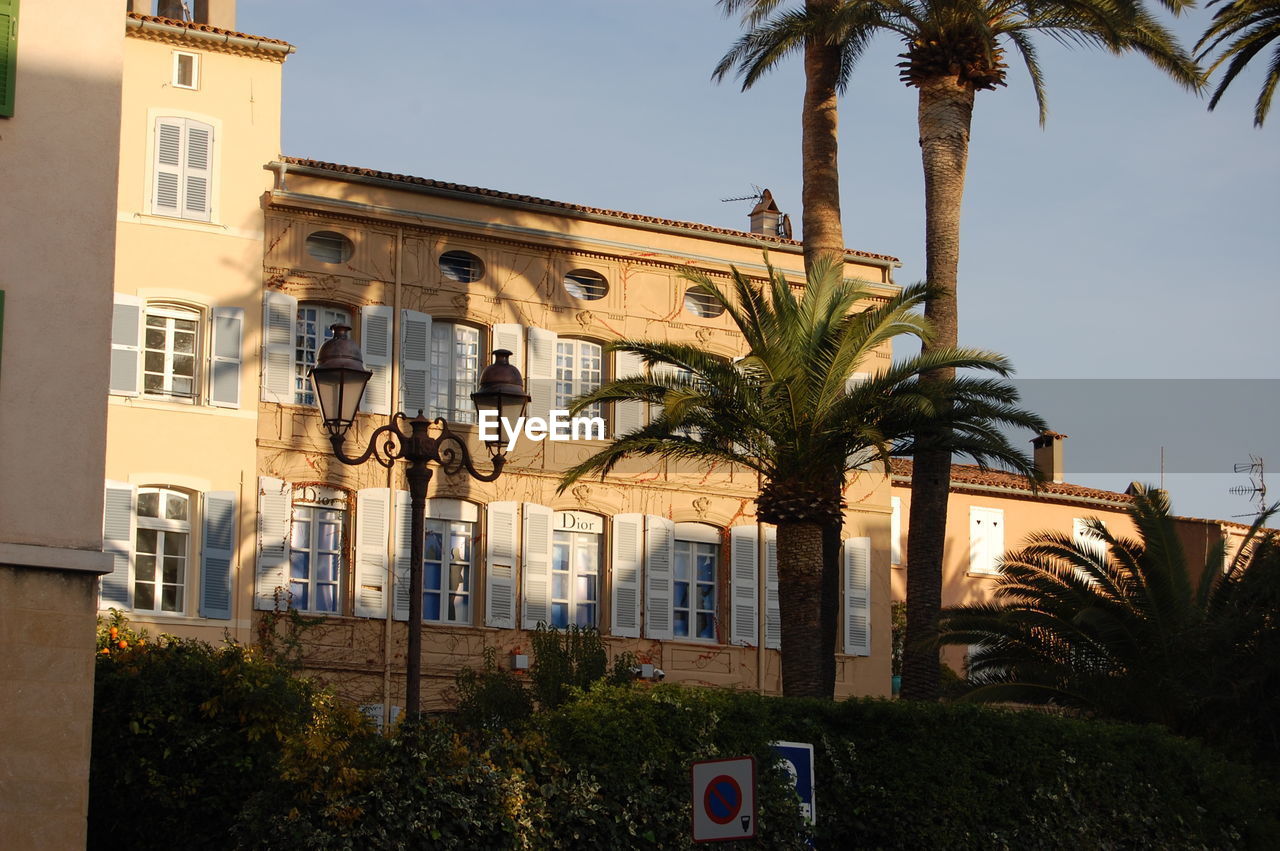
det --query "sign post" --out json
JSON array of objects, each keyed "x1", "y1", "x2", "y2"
[
  {"x1": 691, "y1": 756, "x2": 756, "y2": 842},
  {"x1": 772, "y1": 741, "x2": 816, "y2": 824}
]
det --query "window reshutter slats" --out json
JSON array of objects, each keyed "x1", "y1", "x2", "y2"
[
  {"x1": 643, "y1": 515, "x2": 675, "y2": 640},
  {"x1": 153, "y1": 117, "x2": 183, "y2": 216},
  {"x1": 255, "y1": 477, "x2": 291, "y2": 610},
  {"x1": 521, "y1": 503, "x2": 553, "y2": 629},
  {"x1": 209, "y1": 306, "x2": 243, "y2": 408},
  {"x1": 183, "y1": 121, "x2": 213, "y2": 222},
  {"x1": 612, "y1": 350, "x2": 646, "y2": 438},
  {"x1": 101, "y1": 481, "x2": 136, "y2": 609},
  {"x1": 361, "y1": 305, "x2": 393, "y2": 415},
  {"x1": 354, "y1": 488, "x2": 391, "y2": 618},
  {"x1": 844, "y1": 537, "x2": 872, "y2": 656},
  {"x1": 0, "y1": 0, "x2": 18, "y2": 118},
  {"x1": 890, "y1": 496, "x2": 902, "y2": 566},
  {"x1": 525, "y1": 327, "x2": 557, "y2": 424},
  {"x1": 110, "y1": 294, "x2": 142, "y2": 397},
  {"x1": 484, "y1": 501, "x2": 518, "y2": 628},
  {"x1": 392, "y1": 490, "x2": 412, "y2": 621},
  {"x1": 491, "y1": 323, "x2": 524, "y2": 374},
  {"x1": 764, "y1": 526, "x2": 780, "y2": 650},
  {"x1": 399, "y1": 309, "x2": 432, "y2": 417},
  {"x1": 610, "y1": 513, "x2": 643, "y2": 638},
  {"x1": 729, "y1": 525, "x2": 759, "y2": 646},
  {"x1": 199, "y1": 491, "x2": 236, "y2": 619},
  {"x1": 260, "y1": 291, "x2": 297, "y2": 403}
]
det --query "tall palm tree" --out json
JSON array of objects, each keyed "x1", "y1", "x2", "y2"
[
  {"x1": 559, "y1": 258, "x2": 1045, "y2": 697},
  {"x1": 1197, "y1": 0, "x2": 1280, "y2": 126},
  {"x1": 716, "y1": 0, "x2": 1200, "y2": 700},
  {"x1": 939, "y1": 487, "x2": 1280, "y2": 756}
]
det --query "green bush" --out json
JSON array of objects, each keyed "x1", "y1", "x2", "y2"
[
  {"x1": 528, "y1": 623, "x2": 635, "y2": 710},
  {"x1": 453, "y1": 645, "x2": 535, "y2": 732}
]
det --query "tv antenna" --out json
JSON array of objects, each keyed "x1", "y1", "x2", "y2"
[
  {"x1": 1229, "y1": 455, "x2": 1267, "y2": 518},
  {"x1": 721, "y1": 184, "x2": 766, "y2": 204}
]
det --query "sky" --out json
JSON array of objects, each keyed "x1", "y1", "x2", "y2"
[{"x1": 238, "y1": 0, "x2": 1277, "y2": 522}]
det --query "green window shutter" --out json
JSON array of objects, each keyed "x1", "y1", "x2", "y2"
[{"x1": 0, "y1": 1, "x2": 18, "y2": 119}]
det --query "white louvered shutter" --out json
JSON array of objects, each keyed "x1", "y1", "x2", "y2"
[
  {"x1": 209, "y1": 307, "x2": 243, "y2": 408},
  {"x1": 153, "y1": 117, "x2": 184, "y2": 217},
  {"x1": 613, "y1": 350, "x2": 646, "y2": 438},
  {"x1": 354, "y1": 489, "x2": 391, "y2": 618},
  {"x1": 969, "y1": 507, "x2": 1004, "y2": 574},
  {"x1": 392, "y1": 490, "x2": 413, "y2": 621},
  {"x1": 611, "y1": 513, "x2": 643, "y2": 638},
  {"x1": 361, "y1": 305, "x2": 394, "y2": 415},
  {"x1": 110, "y1": 294, "x2": 142, "y2": 397},
  {"x1": 521, "y1": 503, "x2": 553, "y2": 629},
  {"x1": 485, "y1": 501, "x2": 519, "y2": 628},
  {"x1": 260, "y1": 291, "x2": 297, "y2": 403},
  {"x1": 491, "y1": 323, "x2": 525, "y2": 374},
  {"x1": 200, "y1": 491, "x2": 236, "y2": 619},
  {"x1": 844, "y1": 537, "x2": 872, "y2": 656},
  {"x1": 729, "y1": 525, "x2": 759, "y2": 646},
  {"x1": 101, "y1": 481, "x2": 136, "y2": 609},
  {"x1": 643, "y1": 515, "x2": 675, "y2": 640},
  {"x1": 764, "y1": 526, "x2": 780, "y2": 650},
  {"x1": 890, "y1": 496, "x2": 903, "y2": 566},
  {"x1": 526, "y1": 327, "x2": 557, "y2": 424},
  {"x1": 399, "y1": 309, "x2": 432, "y2": 417},
  {"x1": 255, "y1": 477, "x2": 291, "y2": 610},
  {"x1": 183, "y1": 120, "x2": 213, "y2": 222}
]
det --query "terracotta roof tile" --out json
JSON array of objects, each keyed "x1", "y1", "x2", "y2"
[
  {"x1": 889, "y1": 458, "x2": 1133, "y2": 504},
  {"x1": 279, "y1": 157, "x2": 900, "y2": 265},
  {"x1": 126, "y1": 12, "x2": 293, "y2": 48}
]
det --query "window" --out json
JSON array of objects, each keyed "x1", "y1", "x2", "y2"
[
  {"x1": 424, "y1": 517, "x2": 474, "y2": 623},
  {"x1": 555, "y1": 338, "x2": 603, "y2": 421},
  {"x1": 305, "y1": 231, "x2": 354, "y2": 264},
  {"x1": 551, "y1": 512, "x2": 601, "y2": 629},
  {"x1": 152, "y1": 116, "x2": 213, "y2": 222},
  {"x1": 674, "y1": 537, "x2": 717, "y2": 640},
  {"x1": 142, "y1": 304, "x2": 199, "y2": 400},
  {"x1": 295, "y1": 303, "x2": 351, "y2": 405},
  {"x1": 429, "y1": 322, "x2": 481, "y2": 423},
  {"x1": 563, "y1": 269, "x2": 608, "y2": 301},
  {"x1": 172, "y1": 51, "x2": 199, "y2": 89},
  {"x1": 1, "y1": 0, "x2": 18, "y2": 118},
  {"x1": 134, "y1": 488, "x2": 190, "y2": 614},
  {"x1": 112, "y1": 296, "x2": 243, "y2": 407},
  {"x1": 969, "y1": 507, "x2": 1004, "y2": 574},
  {"x1": 289, "y1": 487, "x2": 346, "y2": 614},
  {"x1": 439, "y1": 250, "x2": 484, "y2": 283},
  {"x1": 684, "y1": 288, "x2": 725, "y2": 318}
]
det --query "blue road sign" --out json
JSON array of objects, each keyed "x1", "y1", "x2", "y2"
[{"x1": 772, "y1": 740, "x2": 816, "y2": 824}]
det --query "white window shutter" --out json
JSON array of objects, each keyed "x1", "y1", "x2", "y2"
[
  {"x1": 491, "y1": 323, "x2": 525, "y2": 374},
  {"x1": 183, "y1": 120, "x2": 213, "y2": 222},
  {"x1": 764, "y1": 526, "x2": 780, "y2": 650},
  {"x1": 361, "y1": 305, "x2": 394, "y2": 415},
  {"x1": 526, "y1": 327, "x2": 557, "y2": 423},
  {"x1": 101, "y1": 481, "x2": 136, "y2": 609},
  {"x1": 613, "y1": 350, "x2": 646, "y2": 438},
  {"x1": 890, "y1": 496, "x2": 902, "y2": 566},
  {"x1": 729, "y1": 525, "x2": 759, "y2": 646},
  {"x1": 521, "y1": 503, "x2": 553, "y2": 629},
  {"x1": 260, "y1": 291, "x2": 297, "y2": 403},
  {"x1": 485, "y1": 501, "x2": 519, "y2": 628},
  {"x1": 969, "y1": 507, "x2": 1004, "y2": 574},
  {"x1": 209, "y1": 306, "x2": 243, "y2": 409},
  {"x1": 643, "y1": 515, "x2": 675, "y2": 640},
  {"x1": 399, "y1": 309, "x2": 432, "y2": 417},
  {"x1": 611, "y1": 513, "x2": 643, "y2": 638},
  {"x1": 153, "y1": 117, "x2": 183, "y2": 216},
  {"x1": 354, "y1": 488, "x2": 391, "y2": 618},
  {"x1": 392, "y1": 490, "x2": 413, "y2": 621},
  {"x1": 255, "y1": 477, "x2": 291, "y2": 610},
  {"x1": 200, "y1": 491, "x2": 236, "y2": 619},
  {"x1": 844, "y1": 537, "x2": 871, "y2": 656},
  {"x1": 110, "y1": 294, "x2": 143, "y2": 397}
]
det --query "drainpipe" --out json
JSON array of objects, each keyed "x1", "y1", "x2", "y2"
[{"x1": 380, "y1": 226, "x2": 404, "y2": 727}]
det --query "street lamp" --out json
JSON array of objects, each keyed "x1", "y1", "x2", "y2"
[{"x1": 310, "y1": 325, "x2": 529, "y2": 717}]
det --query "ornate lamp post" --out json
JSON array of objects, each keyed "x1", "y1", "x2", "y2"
[{"x1": 310, "y1": 325, "x2": 528, "y2": 716}]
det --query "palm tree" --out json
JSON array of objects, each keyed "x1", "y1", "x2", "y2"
[
  {"x1": 1197, "y1": 0, "x2": 1280, "y2": 126},
  {"x1": 715, "y1": 0, "x2": 1200, "y2": 700},
  {"x1": 938, "y1": 487, "x2": 1280, "y2": 755},
  {"x1": 559, "y1": 258, "x2": 1045, "y2": 698}
]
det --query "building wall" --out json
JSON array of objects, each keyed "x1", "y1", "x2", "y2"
[{"x1": 0, "y1": 2, "x2": 124, "y2": 846}]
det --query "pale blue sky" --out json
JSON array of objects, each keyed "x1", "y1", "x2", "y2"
[{"x1": 239, "y1": 1, "x2": 1277, "y2": 521}]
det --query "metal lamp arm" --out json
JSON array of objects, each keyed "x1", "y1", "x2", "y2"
[
  {"x1": 328, "y1": 418, "x2": 408, "y2": 469},
  {"x1": 434, "y1": 421, "x2": 507, "y2": 482}
]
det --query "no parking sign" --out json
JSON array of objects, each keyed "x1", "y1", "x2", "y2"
[{"x1": 691, "y1": 756, "x2": 756, "y2": 842}]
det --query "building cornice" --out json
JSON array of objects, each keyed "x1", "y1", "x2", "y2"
[{"x1": 126, "y1": 13, "x2": 295, "y2": 62}]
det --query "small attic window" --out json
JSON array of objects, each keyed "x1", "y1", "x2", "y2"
[
  {"x1": 305, "y1": 231, "x2": 354, "y2": 264},
  {"x1": 173, "y1": 52, "x2": 199, "y2": 90},
  {"x1": 439, "y1": 250, "x2": 484, "y2": 283},
  {"x1": 563, "y1": 269, "x2": 608, "y2": 301},
  {"x1": 684, "y1": 289, "x2": 725, "y2": 319}
]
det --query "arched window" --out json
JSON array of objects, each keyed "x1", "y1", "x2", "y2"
[{"x1": 134, "y1": 487, "x2": 192, "y2": 614}]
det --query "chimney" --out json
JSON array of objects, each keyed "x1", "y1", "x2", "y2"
[
  {"x1": 1031, "y1": 431, "x2": 1067, "y2": 484},
  {"x1": 749, "y1": 189, "x2": 781, "y2": 236}
]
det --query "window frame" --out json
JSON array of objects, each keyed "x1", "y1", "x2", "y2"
[
  {"x1": 133, "y1": 486, "x2": 193, "y2": 615},
  {"x1": 288, "y1": 486, "x2": 347, "y2": 615},
  {"x1": 294, "y1": 302, "x2": 353, "y2": 406},
  {"x1": 554, "y1": 337, "x2": 605, "y2": 423},
  {"x1": 562, "y1": 268, "x2": 609, "y2": 301},
  {"x1": 149, "y1": 114, "x2": 215, "y2": 223},
  {"x1": 422, "y1": 515, "x2": 475, "y2": 624},
  {"x1": 304, "y1": 230, "x2": 355, "y2": 264},
  {"x1": 550, "y1": 513, "x2": 603, "y2": 630},
  {"x1": 141, "y1": 302, "x2": 202, "y2": 403},
  {"x1": 438, "y1": 249, "x2": 485, "y2": 283},
  {"x1": 428, "y1": 320, "x2": 484, "y2": 423},
  {"x1": 673, "y1": 534, "x2": 719, "y2": 642},
  {"x1": 172, "y1": 50, "x2": 199, "y2": 90}
]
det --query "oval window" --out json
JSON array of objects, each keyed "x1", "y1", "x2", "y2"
[
  {"x1": 439, "y1": 250, "x2": 485, "y2": 283},
  {"x1": 684, "y1": 289, "x2": 725, "y2": 319},
  {"x1": 305, "y1": 231, "x2": 354, "y2": 264},
  {"x1": 563, "y1": 269, "x2": 609, "y2": 301}
]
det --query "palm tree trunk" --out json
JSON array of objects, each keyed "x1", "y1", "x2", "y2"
[
  {"x1": 901, "y1": 75, "x2": 975, "y2": 702},
  {"x1": 777, "y1": 520, "x2": 827, "y2": 697},
  {"x1": 800, "y1": 0, "x2": 844, "y2": 271}
]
